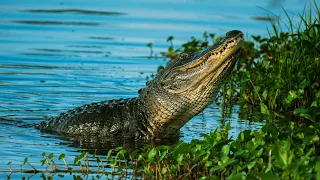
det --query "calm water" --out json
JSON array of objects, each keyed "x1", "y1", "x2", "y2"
[{"x1": 0, "y1": 0, "x2": 316, "y2": 179}]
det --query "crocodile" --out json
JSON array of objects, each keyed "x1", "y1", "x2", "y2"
[{"x1": 36, "y1": 30, "x2": 244, "y2": 140}]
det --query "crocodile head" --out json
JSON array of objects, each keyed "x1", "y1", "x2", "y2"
[{"x1": 140, "y1": 30, "x2": 244, "y2": 139}]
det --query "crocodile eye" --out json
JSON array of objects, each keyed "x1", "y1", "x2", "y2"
[{"x1": 180, "y1": 52, "x2": 190, "y2": 59}]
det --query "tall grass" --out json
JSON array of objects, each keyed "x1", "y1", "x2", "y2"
[{"x1": 224, "y1": 2, "x2": 320, "y2": 122}]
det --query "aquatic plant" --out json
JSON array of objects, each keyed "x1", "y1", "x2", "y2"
[
  {"x1": 6, "y1": 122, "x2": 320, "y2": 179},
  {"x1": 161, "y1": 2, "x2": 320, "y2": 123}
]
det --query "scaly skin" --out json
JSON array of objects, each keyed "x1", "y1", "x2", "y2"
[{"x1": 36, "y1": 30, "x2": 244, "y2": 140}]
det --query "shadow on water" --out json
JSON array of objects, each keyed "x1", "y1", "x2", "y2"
[
  {"x1": 23, "y1": 9, "x2": 127, "y2": 16},
  {"x1": 88, "y1": 37, "x2": 114, "y2": 40},
  {"x1": 57, "y1": 134, "x2": 179, "y2": 155},
  {"x1": 12, "y1": 20, "x2": 101, "y2": 26},
  {"x1": 33, "y1": 48, "x2": 110, "y2": 55},
  {"x1": 251, "y1": 16, "x2": 277, "y2": 21}
]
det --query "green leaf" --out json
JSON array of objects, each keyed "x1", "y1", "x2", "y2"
[
  {"x1": 148, "y1": 148, "x2": 157, "y2": 162},
  {"x1": 48, "y1": 153, "x2": 54, "y2": 159},
  {"x1": 161, "y1": 167, "x2": 167, "y2": 175},
  {"x1": 176, "y1": 154, "x2": 184, "y2": 164},
  {"x1": 96, "y1": 156, "x2": 102, "y2": 163},
  {"x1": 305, "y1": 134, "x2": 319, "y2": 145},
  {"x1": 226, "y1": 122, "x2": 231, "y2": 131},
  {"x1": 311, "y1": 101, "x2": 317, "y2": 107},
  {"x1": 275, "y1": 147, "x2": 288, "y2": 168},
  {"x1": 262, "y1": 89, "x2": 268, "y2": 100},
  {"x1": 298, "y1": 79, "x2": 309, "y2": 89},
  {"x1": 260, "y1": 102, "x2": 270, "y2": 115},
  {"x1": 167, "y1": 36, "x2": 174, "y2": 42},
  {"x1": 106, "y1": 149, "x2": 112, "y2": 161},
  {"x1": 23, "y1": 157, "x2": 28, "y2": 164},
  {"x1": 159, "y1": 151, "x2": 167, "y2": 162},
  {"x1": 205, "y1": 161, "x2": 213, "y2": 167},
  {"x1": 294, "y1": 107, "x2": 313, "y2": 121},
  {"x1": 285, "y1": 90, "x2": 298, "y2": 104},
  {"x1": 58, "y1": 153, "x2": 65, "y2": 160},
  {"x1": 246, "y1": 161, "x2": 256, "y2": 171},
  {"x1": 257, "y1": 172, "x2": 280, "y2": 180},
  {"x1": 109, "y1": 159, "x2": 116, "y2": 168},
  {"x1": 114, "y1": 146, "x2": 123, "y2": 151},
  {"x1": 226, "y1": 172, "x2": 246, "y2": 180},
  {"x1": 220, "y1": 145, "x2": 230, "y2": 157}
]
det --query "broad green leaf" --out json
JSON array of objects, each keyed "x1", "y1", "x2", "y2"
[
  {"x1": 262, "y1": 89, "x2": 268, "y2": 100},
  {"x1": 58, "y1": 153, "x2": 65, "y2": 160},
  {"x1": 275, "y1": 148, "x2": 288, "y2": 168},
  {"x1": 257, "y1": 172, "x2": 280, "y2": 180},
  {"x1": 48, "y1": 153, "x2": 54, "y2": 159},
  {"x1": 246, "y1": 161, "x2": 256, "y2": 171},
  {"x1": 220, "y1": 145, "x2": 230, "y2": 157},
  {"x1": 147, "y1": 148, "x2": 157, "y2": 162},
  {"x1": 294, "y1": 107, "x2": 313, "y2": 121},
  {"x1": 114, "y1": 146, "x2": 123, "y2": 151},
  {"x1": 109, "y1": 159, "x2": 116, "y2": 168},
  {"x1": 161, "y1": 167, "x2": 167, "y2": 175},
  {"x1": 205, "y1": 161, "x2": 213, "y2": 167},
  {"x1": 260, "y1": 102, "x2": 270, "y2": 115},
  {"x1": 159, "y1": 151, "x2": 167, "y2": 161},
  {"x1": 106, "y1": 149, "x2": 112, "y2": 161},
  {"x1": 226, "y1": 172, "x2": 246, "y2": 180},
  {"x1": 176, "y1": 154, "x2": 184, "y2": 164},
  {"x1": 286, "y1": 90, "x2": 298, "y2": 104}
]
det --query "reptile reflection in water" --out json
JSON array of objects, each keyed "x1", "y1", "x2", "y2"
[{"x1": 36, "y1": 30, "x2": 244, "y2": 146}]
